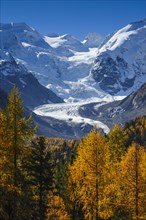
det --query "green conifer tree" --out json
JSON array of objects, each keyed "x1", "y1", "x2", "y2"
[{"x1": 26, "y1": 136, "x2": 54, "y2": 220}]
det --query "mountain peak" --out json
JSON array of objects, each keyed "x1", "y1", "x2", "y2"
[
  {"x1": 83, "y1": 32, "x2": 103, "y2": 48},
  {"x1": 44, "y1": 33, "x2": 88, "y2": 52},
  {"x1": 130, "y1": 18, "x2": 146, "y2": 28},
  {"x1": 0, "y1": 22, "x2": 51, "y2": 49},
  {"x1": 61, "y1": 34, "x2": 78, "y2": 40},
  {"x1": 0, "y1": 22, "x2": 32, "y2": 31},
  {"x1": 46, "y1": 33, "x2": 59, "y2": 37},
  {"x1": 91, "y1": 19, "x2": 146, "y2": 95}
]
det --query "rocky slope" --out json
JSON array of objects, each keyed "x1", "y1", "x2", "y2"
[
  {"x1": 0, "y1": 51, "x2": 64, "y2": 109},
  {"x1": 79, "y1": 82, "x2": 146, "y2": 129}
]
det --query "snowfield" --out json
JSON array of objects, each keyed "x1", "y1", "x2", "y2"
[
  {"x1": 67, "y1": 48, "x2": 99, "y2": 64},
  {"x1": 44, "y1": 35, "x2": 67, "y2": 48}
]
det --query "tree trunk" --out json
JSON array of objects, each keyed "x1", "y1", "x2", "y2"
[
  {"x1": 39, "y1": 145, "x2": 43, "y2": 220},
  {"x1": 13, "y1": 92, "x2": 17, "y2": 220},
  {"x1": 95, "y1": 148, "x2": 99, "y2": 220},
  {"x1": 135, "y1": 145, "x2": 139, "y2": 220}
]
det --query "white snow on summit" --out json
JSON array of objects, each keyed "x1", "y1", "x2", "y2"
[
  {"x1": 1, "y1": 19, "x2": 146, "y2": 103},
  {"x1": 98, "y1": 23, "x2": 146, "y2": 53},
  {"x1": 91, "y1": 19, "x2": 146, "y2": 95}
]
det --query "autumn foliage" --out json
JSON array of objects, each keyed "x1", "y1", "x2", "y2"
[{"x1": 0, "y1": 86, "x2": 146, "y2": 220}]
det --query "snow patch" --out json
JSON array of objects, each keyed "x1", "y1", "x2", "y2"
[
  {"x1": 19, "y1": 78, "x2": 26, "y2": 85},
  {"x1": 44, "y1": 35, "x2": 67, "y2": 48},
  {"x1": 22, "y1": 42, "x2": 34, "y2": 47}
]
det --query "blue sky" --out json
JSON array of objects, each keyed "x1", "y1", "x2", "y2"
[{"x1": 1, "y1": 0, "x2": 146, "y2": 40}]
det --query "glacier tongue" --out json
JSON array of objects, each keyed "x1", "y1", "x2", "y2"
[{"x1": 33, "y1": 101, "x2": 110, "y2": 134}]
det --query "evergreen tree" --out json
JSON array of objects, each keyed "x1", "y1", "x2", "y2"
[{"x1": 26, "y1": 136, "x2": 54, "y2": 220}]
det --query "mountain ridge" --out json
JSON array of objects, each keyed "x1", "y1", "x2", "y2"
[
  {"x1": 91, "y1": 19, "x2": 146, "y2": 95},
  {"x1": 1, "y1": 19, "x2": 146, "y2": 102}
]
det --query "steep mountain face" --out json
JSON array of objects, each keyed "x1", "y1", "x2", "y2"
[
  {"x1": 0, "y1": 51, "x2": 64, "y2": 109},
  {"x1": 91, "y1": 19, "x2": 146, "y2": 95},
  {"x1": 118, "y1": 82, "x2": 146, "y2": 111}
]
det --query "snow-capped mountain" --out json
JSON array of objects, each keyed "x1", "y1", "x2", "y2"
[
  {"x1": 0, "y1": 19, "x2": 146, "y2": 104},
  {"x1": 44, "y1": 34, "x2": 88, "y2": 52},
  {"x1": 91, "y1": 19, "x2": 146, "y2": 95},
  {"x1": 0, "y1": 22, "x2": 51, "y2": 49},
  {"x1": 0, "y1": 22, "x2": 104, "y2": 102}
]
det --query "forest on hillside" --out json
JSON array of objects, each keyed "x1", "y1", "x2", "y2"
[{"x1": 0, "y1": 86, "x2": 146, "y2": 220}]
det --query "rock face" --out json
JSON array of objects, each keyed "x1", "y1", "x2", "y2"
[
  {"x1": 91, "y1": 19, "x2": 146, "y2": 95},
  {"x1": 0, "y1": 51, "x2": 64, "y2": 109}
]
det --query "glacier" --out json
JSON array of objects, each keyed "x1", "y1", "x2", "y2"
[{"x1": 0, "y1": 19, "x2": 146, "y2": 137}]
